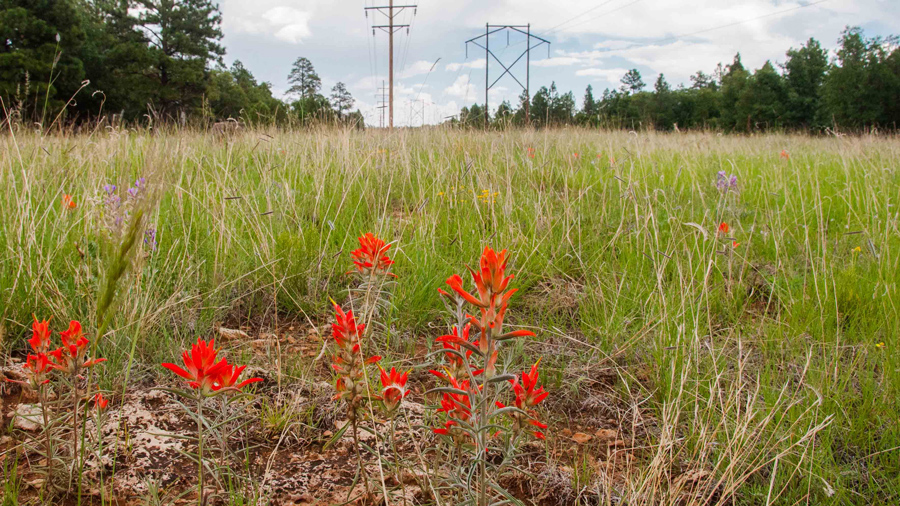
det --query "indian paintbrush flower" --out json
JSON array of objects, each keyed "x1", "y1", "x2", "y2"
[
  {"x1": 48, "y1": 320, "x2": 107, "y2": 374},
  {"x1": 379, "y1": 366, "x2": 410, "y2": 412},
  {"x1": 161, "y1": 338, "x2": 260, "y2": 395},
  {"x1": 29, "y1": 316, "x2": 52, "y2": 353},
  {"x1": 350, "y1": 232, "x2": 395, "y2": 277}
]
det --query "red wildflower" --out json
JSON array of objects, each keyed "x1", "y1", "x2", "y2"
[
  {"x1": 379, "y1": 366, "x2": 410, "y2": 411},
  {"x1": 62, "y1": 194, "x2": 76, "y2": 209},
  {"x1": 50, "y1": 320, "x2": 106, "y2": 373},
  {"x1": 94, "y1": 392, "x2": 109, "y2": 410},
  {"x1": 213, "y1": 360, "x2": 263, "y2": 392},
  {"x1": 331, "y1": 304, "x2": 365, "y2": 351},
  {"x1": 494, "y1": 361, "x2": 549, "y2": 439},
  {"x1": 437, "y1": 377, "x2": 474, "y2": 423},
  {"x1": 18, "y1": 353, "x2": 53, "y2": 386},
  {"x1": 780, "y1": 149, "x2": 790, "y2": 160},
  {"x1": 446, "y1": 274, "x2": 484, "y2": 307},
  {"x1": 432, "y1": 324, "x2": 475, "y2": 381},
  {"x1": 161, "y1": 338, "x2": 231, "y2": 394},
  {"x1": 733, "y1": 241, "x2": 740, "y2": 249},
  {"x1": 513, "y1": 361, "x2": 549, "y2": 408},
  {"x1": 718, "y1": 222, "x2": 729, "y2": 235},
  {"x1": 526, "y1": 147, "x2": 535, "y2": 159},
  {"x1": 350, "y1": 233, "x2": 395, "y2": 276},
  {"x1": 476, "y1": 246, "x2": 513, "y2": 296},
  {"x1": 29, "y1": 316, "x2": 52, "y2": 352}
]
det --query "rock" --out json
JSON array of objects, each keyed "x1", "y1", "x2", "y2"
[
  {"x1": 12, "y1": 404, "x2": 43, "y2": 431},
  {"x1": 218, "y1": 326, "x2": 250, "y2": 340}
]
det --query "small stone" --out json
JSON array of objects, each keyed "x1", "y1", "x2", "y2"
[{"x1": 13, "y1": 404, "x2": 43, "y2": 431}]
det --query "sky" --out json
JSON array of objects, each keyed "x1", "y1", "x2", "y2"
[{"x1": 218, "y1": 0, "x2": 900, "y2": 126}]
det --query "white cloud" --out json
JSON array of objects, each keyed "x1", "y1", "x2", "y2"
[
  {"x1": 399, "y1": 60, "x2": 438, "y2": 79},
  {"x1": 444, "y1": 74, "x2": 477, "y2": 99},
  {"x1": 445, "y1": 59, "x2": 486, "y2": 71},
  {"x1": 223, "y1": 3, "x2": 314, "y2": 44},
  {"x1": 575, "y1": 67, "x2": 629, "y2": 83},
  {"x1": 532, "y1": 56, "x2": 581, "y2": 67}
]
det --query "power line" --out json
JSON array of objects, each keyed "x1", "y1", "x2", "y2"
[
  {"x1": 585, "y1": 0, "x2": 833, "y2": 56},
  {"x1": 544, "y1": 0, "x2": 619, "y2": 35},
  {"x1": 554, "y1": 0, "x2": 645, "y2": 34}
]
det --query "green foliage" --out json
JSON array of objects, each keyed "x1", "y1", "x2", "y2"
[
  {"x1": 0, "y1": 0, "x2": 86, "y2": 123},
  {"x1": 207, "y1": 61, "x2": 286, "y2": 124}
]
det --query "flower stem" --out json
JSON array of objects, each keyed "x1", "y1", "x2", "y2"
[{"x1": 197, "y1": 396, "x2": 204, "y2": 506}]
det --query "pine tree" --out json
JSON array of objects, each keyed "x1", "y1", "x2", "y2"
[
  {"x1": 132, "y1": 0, "x2": 224, "y2": 118},
  {"x1": 620, "y1": 69, "x2": 645, "y2": 95},
  {"x1": 330, "y1": 82, "x2": 354, "y2": 118},
  {"x1": 287, "y1": 57, "x2": 321, "y2": 99}
]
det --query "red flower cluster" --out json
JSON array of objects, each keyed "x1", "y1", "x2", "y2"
[
  {"x1": 350, "y1": 233, "x2": 396, "y2": 277},
  {"x1": 526, "y1": 147, "x2": 535, "y2": 159},
  {"x1": 50, "y1": 321, "x2": 107, "y2": 374},
  {"x1": 9, "y1": 318, "x2": 107, "y2": 389},
  {"x1": 497, "y1": 362, "x2": 549, "y2": 439},
  {"x1": 330, "y1": 304, "x2": 381, "y2": 403},
  {"x1": 432, "y1": 247, "x2": 548, "y2": 442},
  {"x1": 162, "y1": 338, "x2": 261, "y2": 395},
  {"x1": 433, "y1": 377, "x2": 476, "y2": 438},
  {"x1": 445, "y1": 247, "x2": 535, "y2": 348},
  {"x1": 379, "y1": 366, "x2": 410, "y2": 412}
]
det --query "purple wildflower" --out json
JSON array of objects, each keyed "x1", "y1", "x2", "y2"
[
  {"x1": 127, "y1": 177, "x2": 146, "y2": 199},
  {"x1": 144, "y1": 227, "x2": 157, "y2": 251},
  {"x1": 716, "y1": 171, "x2": 739, "y2": 193}
]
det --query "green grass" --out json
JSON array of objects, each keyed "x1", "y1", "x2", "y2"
[{"x1": 1, "y1": 127, "x2": 898, "y2": 504}]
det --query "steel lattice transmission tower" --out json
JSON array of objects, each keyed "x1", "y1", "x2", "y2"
[
  {"x1": 366, "y1": 1, "x2": 416, "y2": 129},
  {"x1": 465, "y1": 24, "x2": 550, "y2": 126}
]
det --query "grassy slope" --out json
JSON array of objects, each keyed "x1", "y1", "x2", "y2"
[{"x1": 1, "y1": 127, "x2": 898, "y2": 504}]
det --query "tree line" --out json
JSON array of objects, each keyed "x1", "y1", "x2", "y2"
[
  {"x1": 457, "y1": 27, "x2": 899, "y2": 132},
  {"x1": 2, "y1": 1, "x2": 897, "y2": 132},
  {"x1": 0, "y1": 0, "x2": 362, "y2": 127}
]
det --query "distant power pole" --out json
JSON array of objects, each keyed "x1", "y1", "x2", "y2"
[
  {"x1": 465, "y1": 24, "x2": 550, "y2": 126},
  {"x1": 376, "y1": 80, "x2": 388, "y2": 128},
  {"x1": 366, "y1": 1, "x2": 416, "y2": 129}
]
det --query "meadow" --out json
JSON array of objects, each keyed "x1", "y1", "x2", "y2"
[{"x1": 0, "y1": 127, "x2": 898, "y2": 505}]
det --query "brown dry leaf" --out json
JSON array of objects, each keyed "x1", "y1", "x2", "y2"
[
  {"x1": 595, "y1": 428, "x2": 617, "y2": 441},
  {"x1": 572, "y1": 432, "x2": 592, "y2": 444}
]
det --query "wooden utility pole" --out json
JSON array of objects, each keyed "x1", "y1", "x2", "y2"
[{"x1": 367, "y1": 2, "x2": 416, "y2": 129}]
